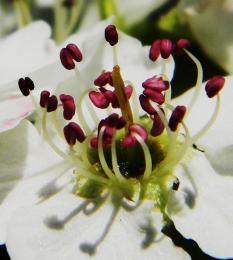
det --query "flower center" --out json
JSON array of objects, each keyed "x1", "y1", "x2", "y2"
[{"x1": 18, "y1": 25, "x2": 225, "y2": 214}]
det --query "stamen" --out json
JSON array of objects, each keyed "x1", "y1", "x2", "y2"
[
  {"x1": 184, "y1": 50, "x2": 203, "y2": 113},
  {"x1": 175, "y1": 39, "x2": 190, "y2": 55},
  {"x1": 89, "y1": 91, "x2": 110, "y2": 109},
  {"x1": 150, "y1": 112, "x2": 165, "y2": 137},
  {"x1": 143, "y1": 89, "x2": 165, "y2": 105},
  {"x1": 139, "y1": 95, "x2": 156, "y2": 115},
  {"x1": 18, "y1": 77, "x2": 34, "y2": 96},
  {"x1": 168, "y1": 106, "x2": 186, "y2": 132},
  {"x1": 94, "y1": 71, "x2": 113, "y2": 87},
  {"x1": 132, "y1": 133, "x2": 152, "y2": 180},
  {"x1": 192, "y1": 95, "x2": 221, "y2": 143},
  {"x1": 158, "y1": 121, "x2": 191, "y2": 176},
  {"x1": 60, "y1": 43, "x2": 83, "y2": 70},
  {"x1": 122, "y1": 124, "x2": 148, "y2": 148},
  {"x1": 41, "y1": 110, "x2": 67, "y2": 159},
  {"x1": 105, "y1": 25, "x2": 118, "y2": 46},
  {"x1": 205, "y1": 76, "x2": 225, "y2": 98},
  {"x1": 168, "y1": 121, "x2": 191, "y2": 168},
  {"x1": 63, "y1": 122, "x2": 86, "y2": 145},
  {"x1": 150, "y1": 103, "x2": 172, "y2": 138},
  {"x1": 40, "y1": 90, "x2": 50, "y2": 108},
  {"x1": 149, "y1": 40, "x2": 161, "y2": 61},
  {"x1": 66, "y1": 43, "x2": 83, "y2": 62},
  {"x1": 98, "y1": 127, "x2": 116, "y2": 181},
  {"x1": 76, "y1": 91, "x2": 92, "y2": 134},
  {"x1": 160, "y1": 39, "x2": 173, "y2": 59},
  {"x1": 46, "y1": 95, "x2": 58, "y2": 112},
  {"x1": 142, "y1": 76, "x2": 169, "y2": 92},
  {"x1": 60, "y1": 94, "x2": 76, "y2": 120},
  {"x1": 60, "y1": 48, "x2": 75, "y2": 70},
  {"x1": 74, "y1": 67, "x2": 100, "y2": 126},
  {"x1": 111, "y1": 134, "x2": 127, "y2": 183}
]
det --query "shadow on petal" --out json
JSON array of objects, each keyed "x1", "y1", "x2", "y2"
[
  {"x1": 0, "y1": 121, "x2": 28, "y2": 203},
  {"x1": 205, "y1": 145, "x2": 233, "y2": 176}
]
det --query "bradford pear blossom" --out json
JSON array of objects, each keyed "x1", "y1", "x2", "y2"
[
  {"x1": 0, "y1": 21, "x2": 233, "y2": 260},
  {"x1": 178, "y1": 0, "x2": 233, "y2": 73}
]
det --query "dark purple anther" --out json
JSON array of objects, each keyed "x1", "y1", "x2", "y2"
[
  {"x1": 66, "y1": 43, "x2": 83, "y2": 62},
  {"x1": 63, "y1": 122, "x2": 85, "y2": 145},
  {"x1": 129, "y1": 124, "x2": 148, "y2": 141},
  {"x1": 139, "y1": 94, "x2": 156, "y2": 115},
  {"x1": 122, "y1": 135, "x2": 137, "y2": 148},
  {"x1": 89, "y1": 91, "x2": 110, "y2": 109},
  {"x1": 160, "y1": 39, "x2": 173, "y2": 59},
  {"x1": 18, "y1": 77, "x2": 35, "y2": 96},
  {"x1": 105, "y1": 25, "x2": 118, "y2": 46},
  {"x1": 173, "y1": 39, "x2": 191, "y2": 55},
  {"x1": 25, "y1": 77, "x2": 35, "y2": 90},
  {"x1": 149, "y1": 40, "x2": 161, "y2": 61},
  {"x1": 142, "y1": 76, "x2": 169, "y2": 92},
  {"x1": 60, "y1": 48, "x2": 75, "y2": 70},
  {"x1": 205, "y1": 76, "x2": 225, "y2": 98},
  {"x1": 47, "y1": 95, "x2": 58, "y2": 112},
  {"x1": 94, "y1": 71, "x2": 113, "y2": 87},
  {"x1": 60, "y1": 94, "x2": 76, "y2": 120},
  {"x1": 150, "y1": 112, "x2": 164, "y2": 137},
  {"x1": 143, "y1": 89, "x2": 165, "y2": 105},
  {"x1": 176, "y1": 39, "x2": 190, "y2": 50},
  {"x1": 169, "y1": 105, "x2": 186, "y2": 131},
  {"x1": 60, "y1": 43, "x2": 82, "y2": 70},
  {"x1": 106, "y1": 113, "x2": 126, "y2": 129},
  {"x1": 40, "y1": 90, "x2": 50, "y2": 108},
  {"x1": 123, "y1": 124, "x2": 148, "y2": 148}
]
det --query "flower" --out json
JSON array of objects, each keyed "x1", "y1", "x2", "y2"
[
  {"x1": 0, "y1": 20, "x2": 232, "y2": 260},
  {"x1": 177, "y1": 0, "x2": 233, "y2": 73}
]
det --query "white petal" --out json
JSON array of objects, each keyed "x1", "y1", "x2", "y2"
[
  {"x1": 0, "y1": 21, "x2": 56, "y2": 86},
  {"x1": 115, "y1": 0, "x2": 167, "y2": 26},
  {"x1": 0, "y1": 95, "x2": 33, "y2": 132},
  {"x1": 173, "y1": 76, "x2": 233, "y2": 176},
  {"x1": 0, "y1": 119, "x2": 70, "y2": 243},
  {"x1": 6, "y1": 192, "x2": 190, "y2": 260},
  {"x1": 174, "y1": 152, "x2": 233, "y2": 258}
]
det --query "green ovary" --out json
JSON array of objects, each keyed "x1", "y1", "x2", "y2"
[{"x1": 73, "y1": 117, "x2": 180, "y2": 210}]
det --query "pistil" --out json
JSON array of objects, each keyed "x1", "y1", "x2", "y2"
[{"x1": 112, "y1": 65, "x2": 133, "y2": 129}]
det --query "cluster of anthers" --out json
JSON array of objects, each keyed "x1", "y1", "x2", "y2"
[{"x1": 18, "y1": 25, "x2": 225, "y2": 216}]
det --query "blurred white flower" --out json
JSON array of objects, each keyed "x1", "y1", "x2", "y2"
[
  {"x1": 113, "y1": 0, "x2": 167, "y2": 27},
  {"x1": 178, "y1": 0, "x2": 233, "y2": 73}
]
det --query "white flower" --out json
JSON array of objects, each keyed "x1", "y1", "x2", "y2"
[
  {"x1": 0, "y1": 20, "x2": 232, "y2": 260},
  {"x1": 177, "y1": 0, "x2": 233, "y2": 73}
]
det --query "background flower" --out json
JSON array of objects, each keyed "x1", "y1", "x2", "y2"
[{"x1": 177, "y1": 0, "x2": 233, "y2": 74}]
